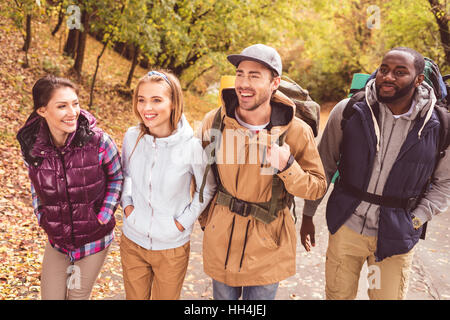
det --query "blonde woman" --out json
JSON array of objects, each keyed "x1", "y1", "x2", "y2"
[{"x1": 120, "y1": 70, "x2": 216, "y2": 300}]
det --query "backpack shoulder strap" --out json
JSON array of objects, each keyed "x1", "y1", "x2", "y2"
[
  {"x1": 199, "y1": 108, "x2": 224, "y2": 203},
  {"x1": 434, "y1": 105, "x2": 450, "y2": 158},
  {"x1": 269, "y1": 127, "x2": 298, "y2": 222},
  {"x1": 417, "y1": 106, "x2": 449, "y2": 241},
  {"x1": 341, "y1": 90, "x2": 366, "y2": 130}
]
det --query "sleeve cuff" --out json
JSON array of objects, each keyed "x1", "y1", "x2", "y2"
[
  {"x1": 97, "y1": 211, "x2": 112, "y2": 224},
  {"x1": 412, "y1": 209, "x2": 430, "y2": 227},
  {"x1": 121, "y1": 196, "x2": 134, "y2": 211},
  {"x1": 303, "y1": 199, "x2": 321, "y2": 217},
  {"x1": 277, "y1": 158, "x2": 304, "y2": 181},
  {"x1": 278, "y1": 155, "x2": 295, "y2": 173}
]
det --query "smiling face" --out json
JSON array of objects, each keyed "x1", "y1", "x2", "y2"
[
  {"x1": 136, "y1": 81, "x2": 173, "y2": 138},
  {"x1": 375, "y1": 50, "x2": 422, "y2": 104},
  {"x1": 37, "y1": 86, "x2": 80, "y2": 147},
  {"x1": 234, "y1": 60, "x2": 280, "y2": 112}
]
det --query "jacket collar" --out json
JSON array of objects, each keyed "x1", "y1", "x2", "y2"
[
  {"x1": 218, "y1": 88, "x2": 296, "y2": 148},
  {"x1": 29, "y1": 109, "x2": 96, "y2": 157},
  {"x1": 364, "y1": 79, "x2": 437, "y2": 152}
]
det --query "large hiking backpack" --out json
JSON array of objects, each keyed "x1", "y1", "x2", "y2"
[{"x1": 278, "y1": 75, "x2": 321, "y2": 137}]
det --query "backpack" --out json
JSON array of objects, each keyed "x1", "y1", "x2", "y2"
[{"x1": 278, "y1": 75, "x2": 321, "y2": 137}]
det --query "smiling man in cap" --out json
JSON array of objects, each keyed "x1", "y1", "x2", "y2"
[{"x1": 197, "y1": 44, "x2": 326, "y2": 300}]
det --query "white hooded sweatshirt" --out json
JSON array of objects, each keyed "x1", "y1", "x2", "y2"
[{"x1": 121, "y1": 114, "x2": 216, "y2": 250}]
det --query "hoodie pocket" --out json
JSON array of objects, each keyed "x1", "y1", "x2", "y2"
[
  {"x1": 123, "y1": 207, "x2": 136, "y2": 223},
  {"x1": 123, "y1": 209, "x2": 149, "y2": 238},
  {"x1": 150, "y1": 215, "x2": 184, "y2": 243}
]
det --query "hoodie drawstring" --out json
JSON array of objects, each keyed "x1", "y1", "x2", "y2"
[
  {"x1": 418, "y1": 98, "x2": 436, "y2": 139},
  {"x1": 365, "y1": 84, "x2": 381, "y2": 152}
]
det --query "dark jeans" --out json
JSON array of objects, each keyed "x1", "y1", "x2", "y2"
[{"x1": 212, "y1": 279, "x2": 279, "y2": 300}]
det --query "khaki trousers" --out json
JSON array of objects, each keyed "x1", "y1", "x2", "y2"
[
  {"x1": 40, "y1": 242, "x2": 109, "y2": 300},
  {"x1": 120, "y1": 234, "x2": 190, "y2": 300},
  {"x1": 325, "y1": 225, "x2": 415, "y2": 300}
]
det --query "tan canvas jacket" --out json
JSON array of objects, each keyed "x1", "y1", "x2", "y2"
[{"x1": 197, "y1": 88, "x2": 326, "y2": 286}]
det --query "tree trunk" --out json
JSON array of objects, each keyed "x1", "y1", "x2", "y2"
[
  {"x1": 22, "y1": 14, "x2": 31, "y2": 68},
  {"x1": 428, "y1": 0, "x2": 450, "y2": 65},
  {"x1": 89, "y1": 2, "x2": 126, "y2": 108},
  {"x1": 125, "y1": 45, "x2": 140, "y2": 87},
  {"x1": 73, "y1": 10, "x2": 89, "y2": 75},
  {"x1": 89, "y1": 40, "x2": 109, "y2": 108},
  {"x1": 63, "y1": 28, "x2": 79, "y2": 58},
  {"x1": 51, "y1": 5, "x2": 64, "y2": 36}
]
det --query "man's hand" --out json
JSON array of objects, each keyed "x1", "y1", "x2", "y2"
[
  {"x1": 300, "y1": 215, "x2": 316, "y2": 251},
  {"x1": 267, "y1": 142, "x2": 291, "y2": 171}
]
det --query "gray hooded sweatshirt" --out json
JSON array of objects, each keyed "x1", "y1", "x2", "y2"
[{"x1": 304, "y1": 80, "x2": 450, "y2": 237}]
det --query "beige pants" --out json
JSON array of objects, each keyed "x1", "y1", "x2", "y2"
[
  {"x1": 40, "y1": 242, "x2": 109, "y2": 300},
  {"x1": 120, "y1": 234, "x2": 190, "y2": 300},
  {"x1": 326, "y1": 225, "x2": 415, "y2": 300}
]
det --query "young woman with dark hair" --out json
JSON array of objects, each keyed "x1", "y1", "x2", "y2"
[{"x1": 17, "y1": 75, "x2": 123, "y2": 299}]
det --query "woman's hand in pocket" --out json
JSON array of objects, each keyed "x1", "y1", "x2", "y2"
[
  {"x1": 174, "y1": 219, "x2": 185, "y2": 232},
  {"x1": 124, "y1": 205, "x2": 134, "y2": 218}
]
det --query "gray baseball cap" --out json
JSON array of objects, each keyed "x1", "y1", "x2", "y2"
[{"x1": 227, "y1": 44, "x2": 282, "y2": 76}]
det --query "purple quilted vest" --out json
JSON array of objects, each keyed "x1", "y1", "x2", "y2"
[{"x1": 18, "y1": 110, "x2": 115, "y2": 251}]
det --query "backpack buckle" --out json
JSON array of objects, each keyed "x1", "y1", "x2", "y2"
[{"x1": 230, "y1": 198, "x2": 251, "y2": 217}]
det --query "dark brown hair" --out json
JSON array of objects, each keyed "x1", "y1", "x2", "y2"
[{"x1": 32, "y1": 75, "x2": 79, "y2": 111}]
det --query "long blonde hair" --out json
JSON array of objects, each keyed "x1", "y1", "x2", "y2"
[{"x1": 129, "y1": 69, "x2": 184, "y2": 160}]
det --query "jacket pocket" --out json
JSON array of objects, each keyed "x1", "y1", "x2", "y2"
[
  {"x1": 150, "y1": 215, "x2": 184, "y2": 243},
  {"x1": 253, "y1": 219, "x2": 280, "y2": 250},
  {"x1": 379, "y1": 208, "x2": 421, "y2": 240},
  {"x1": 123, "y1": 207, "x2": 136, "y2": 223},
  {"x1": 88, "y1": 207, "x2": 103, "y2": 227},
  {"x1": 123, "y1": 209, "x2": 148, "y2": 238}
]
